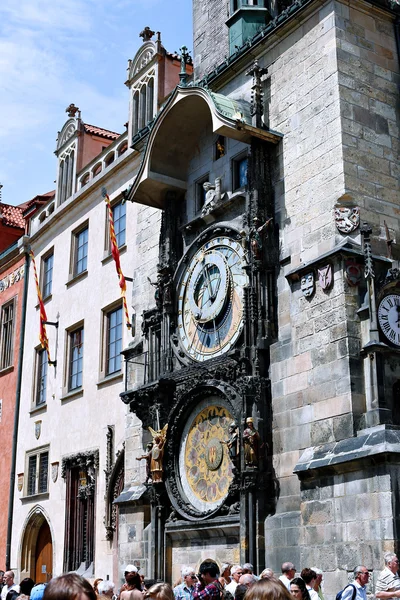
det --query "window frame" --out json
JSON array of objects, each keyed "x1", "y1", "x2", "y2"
[
  {"x1": 232, "y1": 152, "x2": 249, "y2": 191},
  {"x1": 70, "y1": 222, "x2": 89, "y2": 279},
  {"x1": 0, "y1": 298, "x2": 16, "y2": 371},
  {"x1": 34, "y1": 346, "x2": 48, "y2": 407},
  {"x1": 25, "y1": 447, "x2": 49, "y2": 497},
  {"x1": 65, "y1": 322, "x2": 84, "y2": 393},
  {"x1": 41, "y1": 249, "x2": 54, "y2": 300},
  {"x1": 105, "y1": 199, "x2": 126, "y2": 254},
  {"x1": 100, "y1": 301, "x2": 123, "y2": 379},
  {"x1": 195, "y1": 173, "x2": 210, "y2": 214}
]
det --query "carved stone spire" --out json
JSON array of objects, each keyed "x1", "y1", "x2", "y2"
[{"x1": 246, "y1": 59, "x2": 268, "y2": 128}]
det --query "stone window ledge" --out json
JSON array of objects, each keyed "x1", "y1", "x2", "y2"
[
  {"x1": 97, "y1": 372, "x2": 123, "y2": 388},
  {"x1": 60, "y1": 388, "x2": 84, "y2": 403}
]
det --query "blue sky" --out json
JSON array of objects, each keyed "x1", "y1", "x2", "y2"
[{"x1": 0, "y1": 0, "x2": 193, "y2": 206}]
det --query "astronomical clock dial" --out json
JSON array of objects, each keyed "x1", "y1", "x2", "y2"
[
  {"x1": 178, "y1": 401, "x2": 235, "y2": 514},
  {"x1": 378, "y1": 293, "x2": 400, "y2": 347},
  {"x1": 177, "y1": 236, "x2": 248, "y2": 362}
]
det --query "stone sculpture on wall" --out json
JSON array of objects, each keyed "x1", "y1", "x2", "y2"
[
  {"x1": 148, "y1": 424, "x2": 168, "y2": 483},
  {"x1": 136, "y1": 443, "x2": 153, "y2": 483},
  {"x1": 334, "y1": 206, "x2": 360, "y2": 233},
  {"x1": 243, "y1": 417, "x2": 260, "y2": 468}
]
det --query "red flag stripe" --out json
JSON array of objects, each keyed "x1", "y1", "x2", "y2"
[
  {"x1": 104, "y1": 193, "x2": 131, "y2": 329},
  {"x1": 30, "y1": 250, "x2": 52, "y2": 363}
]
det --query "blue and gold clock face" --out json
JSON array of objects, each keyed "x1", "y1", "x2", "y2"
[{"x1": 177, "y1": 236, "x2": 248, "y2": 362}]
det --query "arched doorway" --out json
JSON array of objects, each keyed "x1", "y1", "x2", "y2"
[
  {"x1": 35, "y1": 521, "x2": 52, "y2": 582},
  {"x1": 20, "y1": 508, "x2": 53, "y2": 582}
]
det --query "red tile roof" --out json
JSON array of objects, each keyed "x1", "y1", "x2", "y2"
[
  {"x1": 0, "y1": 203, "x2": 25, "y2": 230},
  {"x1": 22, "y1": 190, "x2": 55, "y2": 217},
  {"x1": 84, "y1": 123, "x2": 120, "y2": 140}
]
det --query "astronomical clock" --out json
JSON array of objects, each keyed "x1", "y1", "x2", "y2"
[
  {"x1": 121, "y1": 77, "x2": 280, "y2": 579},
  {"x1": 175, "y1": 232, "x2": 248, "y2": 362}
]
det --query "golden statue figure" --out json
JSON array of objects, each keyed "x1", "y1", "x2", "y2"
[
  {"x1": 148, "y1": 424, "x2": 168, "y2": 483},
  {"x1": 243, "y1": 417, "x2": 260, "y2": 468}
]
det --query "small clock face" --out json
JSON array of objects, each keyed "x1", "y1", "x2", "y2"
[
  {"x1": 378, "y1": 294, "x2": 400, "y2": 346},
  {"x1": 177, "y1": 235, "x2": 248, "y2": 361}
]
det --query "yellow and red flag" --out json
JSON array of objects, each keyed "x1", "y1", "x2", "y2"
[
  {"x1": 30, "y1": 250, "x2": 52, "y2": 363},
  {"x1": 102, "y1": 188, "x2": 131, "y2": 329}
]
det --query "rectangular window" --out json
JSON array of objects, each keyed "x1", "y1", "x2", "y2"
[
  {"x1": 106, "y1": 306, "x2": 123, "y2": 375},
  {"x1": 26, "y1": 449, "x2": 49, "y2": 496},
  {"x1": 36, "y1": 348, "x2": 48, "y2": 406},
  {"x1": 42, "y1": 252, "x2": 54, "y2": 299},
  {"x1": 69, "y1": 327, "x2": 84, "y2": 390},
  {"x1": 113, "y1": 201, "x2": 126, "y2": 248},
  {"x1": 0, "y1": 300, "x2": 15, "y2": 370},
  {"x1": 233, "y1": 155, "x2": 248, "y2": 190},
  {"x1": 195, "y1": 174, "x2": 209, "y2": 213},
  {"x1": 73, "y1": 225, "x2": 88, "y2": 276}
]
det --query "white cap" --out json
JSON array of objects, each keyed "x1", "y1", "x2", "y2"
[{"x1": 124, "y1": 564, "x2": 138, "y2": 573}]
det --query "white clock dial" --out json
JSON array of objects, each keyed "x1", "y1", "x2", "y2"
[
  {"x1": 177, "y1": 236, "x2": 248, "y2": 362},
  {"x1": 378, "y1": 294, "x2": 400, "y2": 346}
]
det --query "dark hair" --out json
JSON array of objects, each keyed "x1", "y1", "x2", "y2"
[
  {"x1": 125, "y1": 572, "x2": 142, "y2": 590},
  {"x1": 235, "y1": 584, "x2": 248, "y2": 600},
  {"x1": 20, "y1": 578, "x2": 35, "y2": 596},
  {"x1": 199, "y1": 561, "x2": 220, "y2": 578},
  {"x1": 43, "y1": 573, "x2": 96, "y2": 600},
  {"x1": 300, "y1": 570, "x2": 316, "y2": 585},
  {"x1": 244, "y1": 579, "x2": 293, "y2": 600},
  {"x1": 290, "y1": 578, "x2": 311, "y2": 600}
]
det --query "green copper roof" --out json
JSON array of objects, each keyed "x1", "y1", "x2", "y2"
[{"x1": 207, "y1": 90, "x2": 252, "y2": 125}]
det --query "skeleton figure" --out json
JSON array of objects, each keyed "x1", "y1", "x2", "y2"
[{"x1": 136, "y1": 443, "x2": 153, "y2": 483}]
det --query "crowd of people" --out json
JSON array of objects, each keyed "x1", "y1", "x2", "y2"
[{"x1": 1, "y1": 551, "x2": 400, "y2": 600}]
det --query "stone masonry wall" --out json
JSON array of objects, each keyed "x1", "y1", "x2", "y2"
[
  {"x1": 193, "y1": 0, "x2": 229, "y2": 81},
  {"x1": 336, "y1": 0, "x2": 400, "y2": 250}
]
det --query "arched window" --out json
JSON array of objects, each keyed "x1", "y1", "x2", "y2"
[
  {"x1": 132, "y1": 91, "x2": 139, "y2": 135},
  {"x1": 139, "y1": 84, "x2": 147, "y2": 130},
  {"x1": 147, "y1": 78, "x2": 154, "y2": 123},
  {"x1": 80, "y1": 173, "x2": 90, "y2": 188},
  {"x1": 105, "y1": 152, "x2": 115, "y2": 168},
  {"x1": 117, "y1": 142, "x2": 128, "y2": 156},
  {"x1": 92, "y1": 163, "x2": 102, "y2": 177}
]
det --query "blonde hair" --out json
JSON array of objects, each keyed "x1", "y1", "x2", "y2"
[
  {"x1": 145, "y1": 583, "x2": 174, "y2": 600},
  {"x1": 244, "y1": 579, "x2": 293, "y2": 600}
]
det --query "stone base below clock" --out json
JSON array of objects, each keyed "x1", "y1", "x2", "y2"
[{"x1": 165, "y1": 516, "x2": 240, "y2": 583}]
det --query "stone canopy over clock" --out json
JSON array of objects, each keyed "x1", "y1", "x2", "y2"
[
  {"x1": 378, "y1": 293, "x2": 400, "y2": 347},
  {"x1": 175, "y1": 228, "x2": 248, "y2": 362}
]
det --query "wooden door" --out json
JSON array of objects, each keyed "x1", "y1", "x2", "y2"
[{"x1": 35, "y1": 521, "x2": 52, "y2": 583}]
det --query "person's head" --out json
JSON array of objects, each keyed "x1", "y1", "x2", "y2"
[
  {"x1": 181, "y1": 567, "x2": 197, "y2": 587},
  {"x1": 354, "y1": 567, "x2": 370, "y2": 587},
  {"x1": 125, "y1": 572, "x2": 142, "y2": 590},
  {"x1": 235, "y1": 585, "x2": 248, "y2": 600},
  {"x1": 144, "y1": 583, "x2": 174, "y2": 600},
  {"x1": 246, "y1": 418, "x2": 254, "y2": 430},
  {"x1": 97, "y1": 581, "x2": 115, "y2": 598},
  {"x1": 281, "y1": 564, "x2": 296, "y2": 580},
  {"x1": 245, "y1": 578, "x2": 293, "y2": 600},
  {"x1": 239, "y1": 574, "x2": 257, "y2": 588},
  {"x1": 260, "y1": 569, "x2": 274, "y2": 580},
  {"x1": 3, "y1": 572, "x2": 14, "y2": 587},
  {"x1": 384, "y1": 553, "x2": 399, "y2": 574},
  {"x1": 290, "y1": 578, "x2": 310, "y2": 600},
  {"x1": 220, "y1": 564, "x2": 232, "y2": 580},
  {"x1": 231, "y1": 565, "x2": 244, "y2": 583},
  {"x1": 198, "y1": 562, "x2": 220, "y2": 584},
  {"x1": 243, "y1": 564, "x2": 254, "y2": 575},
  {"x1": 93, "y1": 579, "x2": 103, "y2": 594},
  {"x1": 30, "y1": 584, "x2": 47, "y2": 600},
  {"x1": 42, "y1": 574, "x2": 96, "y2": 600},
  {"x1": 310, "y1": 568, "x2": 322, "y2": 590},
  {"x1": 20, "y1": 578, "x2": 35, "y2": 596},
  {"x1": 300, "y1": 569, "x2": 317, "y2": 587}
]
